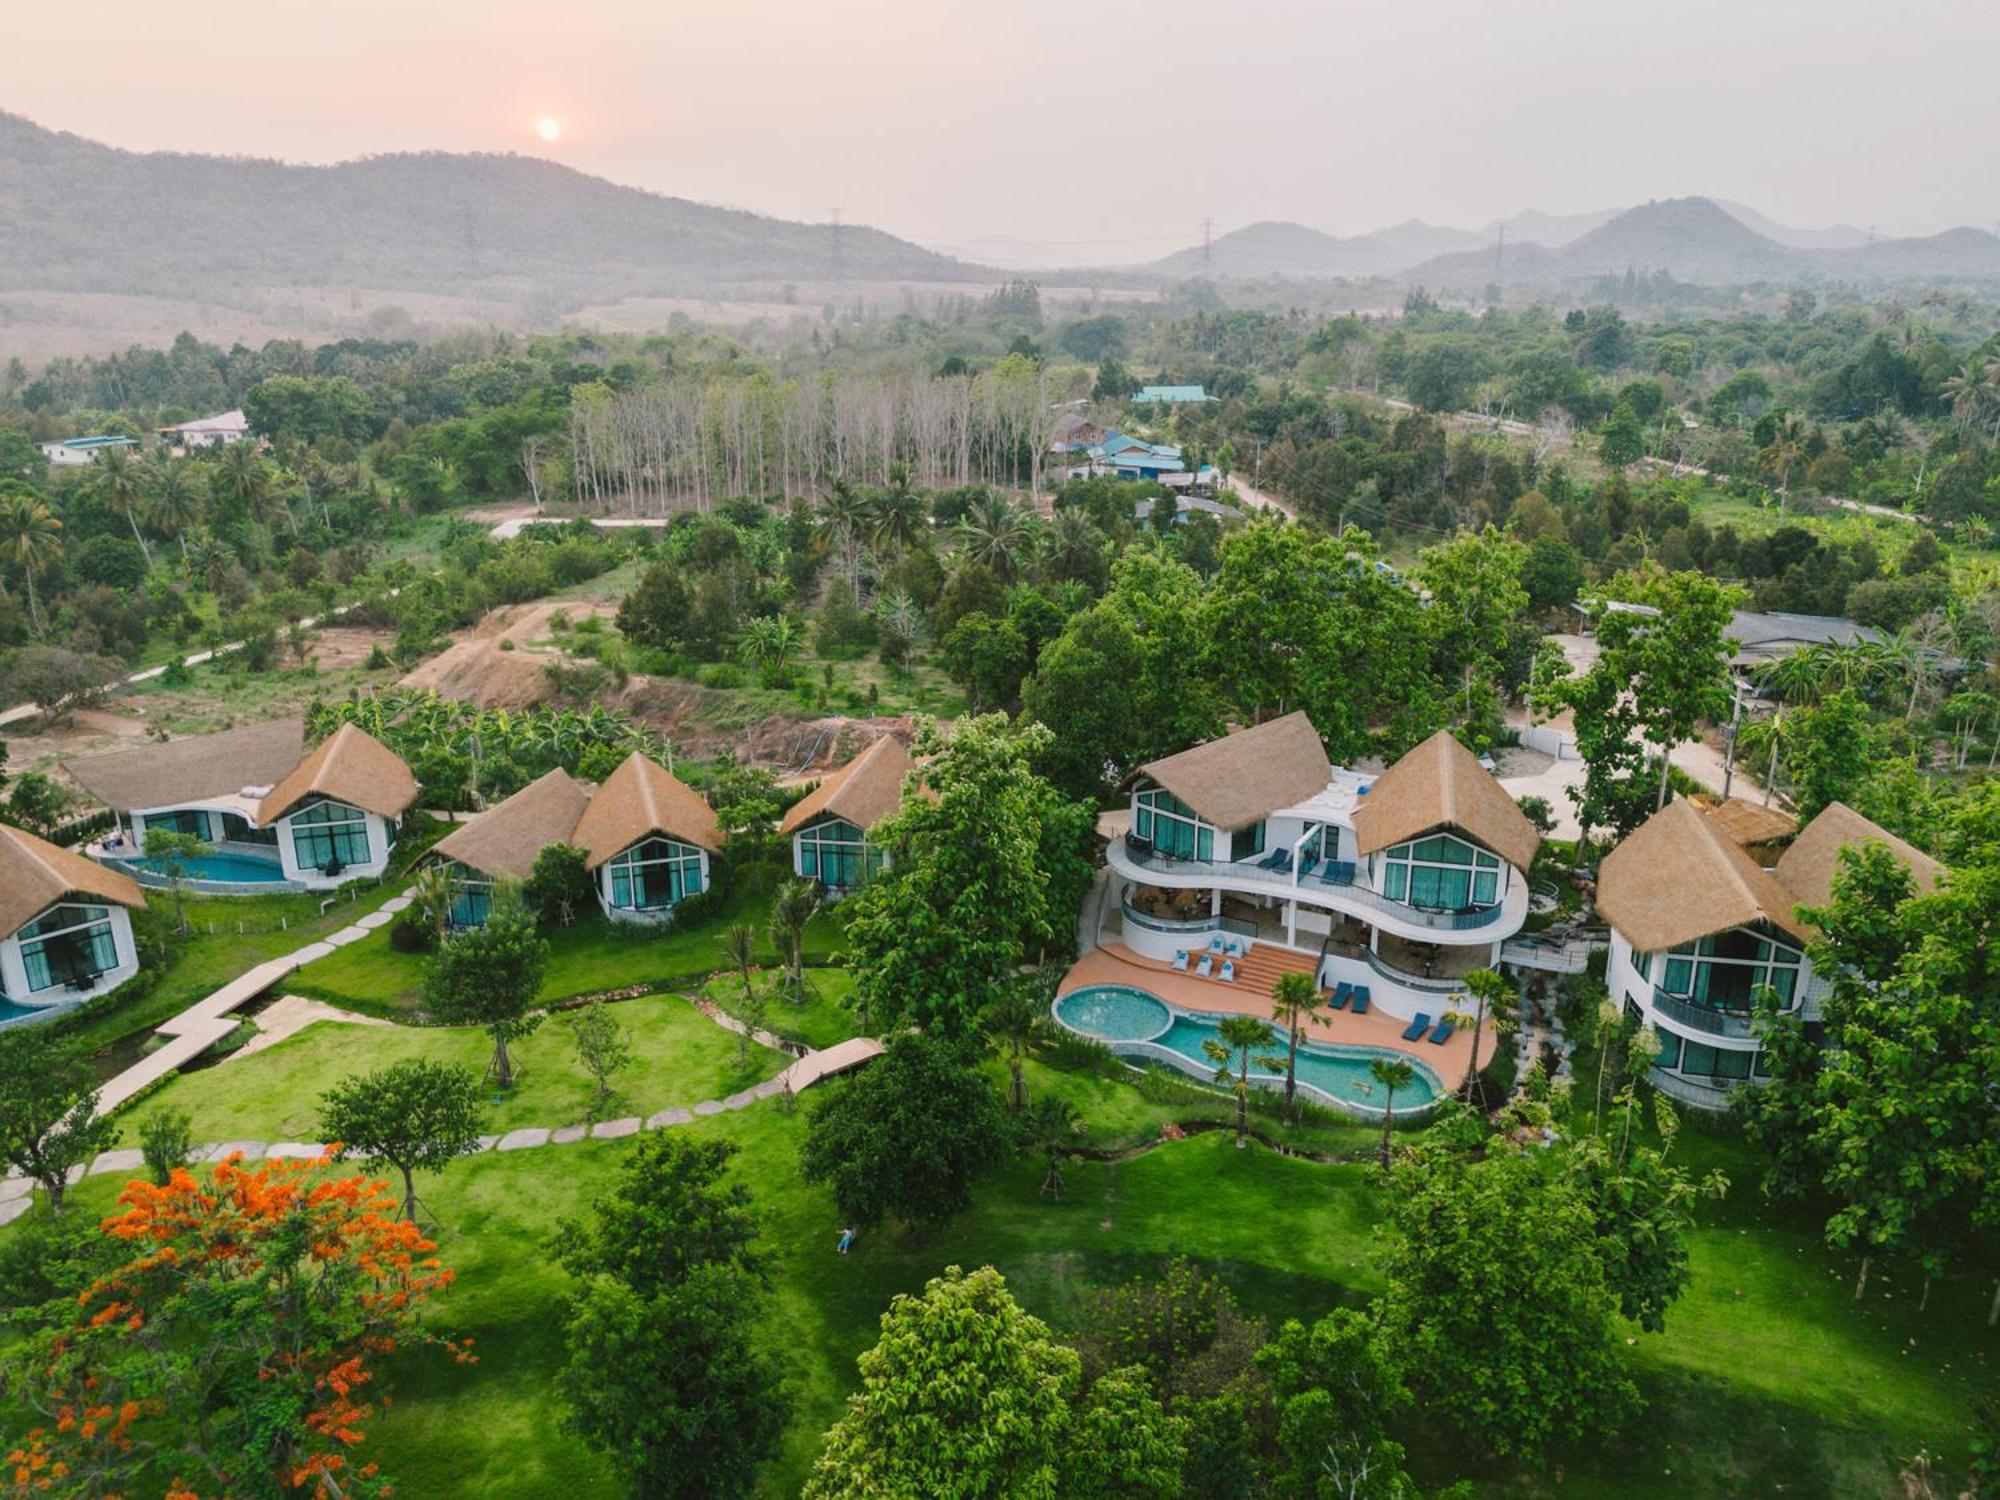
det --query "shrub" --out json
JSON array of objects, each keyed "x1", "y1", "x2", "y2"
[
  {"x1": 138, "y1": 1107, "x2": 195, "y2": 1185},
  {"x1": 389, "y1": 915, "x2": 437, "y2": 953},
  {"x1": 696, "y1": 663, "x2": 746, "y2": 690}
]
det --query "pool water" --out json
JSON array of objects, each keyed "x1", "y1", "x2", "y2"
[
  {"x1": 1055, "y1": 983, "x2": 1443, "y2": 1115},
  {"x1": 0, "y1": 999, "x2": 53, "y2": 1028},
  {"x1": 122, "y1": 850, "x2": 288, "y2": 883}
]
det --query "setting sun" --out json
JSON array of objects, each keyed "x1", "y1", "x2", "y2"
[{"x1": 535, "y1": 117, "x2": 563, "y2": 143}]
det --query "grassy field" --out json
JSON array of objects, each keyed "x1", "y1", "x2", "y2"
[
  {"x1": 29, "y1": 1032, "x2": 1990, "y2": 1500},
  {"x1": 292, "y1": 881, "x2": 846, "y2": 1017}
]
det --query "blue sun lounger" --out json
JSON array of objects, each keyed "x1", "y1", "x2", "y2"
[
  {"x1": 1400, "y1": 1013, "x2": 1431, "y2": 1042},
  {"x1": 1428, "y1": 1016, "x2": 1457, "y2": 1046},
  {"x1": 1350, "y1": 986, "x2": 1371, "y2": 1016},
  {"x1": 1327, "y1": 982, "x2": 1351, "y2": 1011}
]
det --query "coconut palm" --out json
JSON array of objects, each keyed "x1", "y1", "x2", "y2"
[
  {"x1": 145, "y1": 458, "x2": 204, "y2": 558},
  {"x1": 1889, "y1": 611, "x2": 1952, "y2": 720},
  {"x1": 875, "y1": 591, "x2": 922, "y2": 667},
  {"x1": 1458, "y1": 967, "x2": 1515, "y2": 1108},
  {"x1": 1368, "y1": 1055, "x2": 1415, "y2": 1171},
  {"x1": 1758, "y1": 411, "x2": 1810, "y2": 512},
  {"x1": 723, "y1": 922, "x2": 760, "y2": 1065},
  {"x1": 866, "y1": 467, "x2": 927, "y2": 554},
  {"x1": 0, "y1": 493, "x2": 64, "y2": 633},
  {"x1": 212, "y1": 441, "x2": 272, "y2": 520},
  {"x1": 983, "y1": 973, "x2": 1050, "y2": 1113},
  {"x1": 816, "y1": 477, "x2": 870, "y2": 549},
  {"x1": 1942, "y1": 359, "x2": 1996, "y2": 436},
  {"x1": 94, "y1": 445, "x2": 152, "y2": 567},
  {"x1": 1026, "y1": 1094, "x2": 1080, "y2": 1200},
  {"x1": 768, "y1": 878, "x2": 822, "y2": 1003},
  {"x1": 1046, "y1": 510, "x2": 1106, "y2": 585},
  {"x1": 957, "y1": 493, "x2": 1034, "y2": 581},
  {"x1": 1203, "y1": 1014, "x2": 1276, "y2": 1149},
  {"x1": 1268, "y1": 970, "x2": 1327, "y2": 1123}
]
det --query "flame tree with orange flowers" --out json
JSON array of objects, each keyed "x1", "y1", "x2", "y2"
[{"x1": 3, "y1": 1149, "x2": 469, "y2": 1499}]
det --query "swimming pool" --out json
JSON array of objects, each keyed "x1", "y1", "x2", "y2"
[
  {"x1": 1053, "y1": 983, "x2": 1444, "y2": 1117},
  {"x1": 114, "y1": 850, "x2": 289, "y2": 883},
  {"x1": 0, "y1": 998, "x2": 55, "y2": 1029}
]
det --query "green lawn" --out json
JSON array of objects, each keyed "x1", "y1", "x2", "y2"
[
  {"x1": 292, "y1": 883, "x2": 845, "y2": 1017},
  {"x1": 14, "y1": 959, "x2": 1991, "y2": 1499},
  {"x1": 697, "y1": 966, "x2": 865, "y2": 1054},
  {"x1": 131, "y1": 997, "x2": 780, "y2": 1141}
]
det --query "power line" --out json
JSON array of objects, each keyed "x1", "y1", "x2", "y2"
[{"x1": 829, "y1": 207, "x2": 844, "y2": 281}]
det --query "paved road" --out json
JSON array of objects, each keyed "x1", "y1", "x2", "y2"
[{"x1": 1498, "y1": 714, "x2": 1772, "y2": 844}]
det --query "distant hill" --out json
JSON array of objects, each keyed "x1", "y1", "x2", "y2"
[
  {"x1": 0, "y1": 112, "x2": 974, "y2": 300},
  {"x1": 1406, "y1": 197, "x2": 2000, "y2": 289},
  {"x1": 1714, "y1": 200, "x2": 1871, "y2": 250},
  {"x1": 1482, "y1": 206, "x2": 1625, "y2": 247},
  {"x1": 1149, "y1": 218, "x2": 1481, "y2": 279}
]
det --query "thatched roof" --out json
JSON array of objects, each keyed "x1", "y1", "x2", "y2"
[
  {"x1": 572, "y1": 752, "x2": 721, "y2": 867},
  {"x1": 1696, "y1": 796, "x2": 1798, "y2": 848},
  {"x1": 779, "y1": 736, "x2": 913, "y2": 837},
  {"x1": 0, "y1": 825, "x2": 145, "y2": 937},
  {"x1": 1353, "y1": 730, "x2": 1540, "y2": 872},
  {"x1": 256, "y1": 724, "x2": 419, "y2": 826},
  {"x1": 431, "y1": 769, "x2": 591, "y2": 883},
  {"x1": 1133, "y1": 712, "x2": 1330, "y2": 832},
  {"x1": 1774, "y1": 801, "x2": 1944, "y2": 914},
  {"x1": 65, "y1": 719, "x2": 306, "y2": 813},
  {"x1": 1598, "y1": 797, "x2": 1812, "y2": 952}
]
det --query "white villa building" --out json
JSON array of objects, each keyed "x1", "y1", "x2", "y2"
[
  {"x1": 1598, "y1": 798, "x2": 1942, "y2": 1108},
  {"x1": 39, "y1": 435, "x2": 139, "y2": 468},
  {"x1": 1104, "y1": 715, "x2": 1543, "y2": 1022},
  {"x1": 160, "y1": 409, "x2": 251, "y2": 451},
  {"x1": 430, "y1": 768, "x2": 594, "y2": 928},
  {"x1": 779, "y1": 736, "x2": 912, "y2": 894},
  {"x1": 68, "y1": 720, "x2": 419, "y2": 893},
  {"x1": 0, "y1": 825, "x2": 147, "y2": 1023},
  {"x1": 572, "y1": 753, "x2": 721, "y2": 924}
]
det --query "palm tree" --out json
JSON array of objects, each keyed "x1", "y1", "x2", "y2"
[
  {"x1": 94, "y1": 445, "x2": 153, "y2": 568},
  {"x1": 724, "y1": 922, "x2": 760, "y2": 1064},
  {"x1": 1368, "y1": 1056, "x2": 1415, "y2": 1171},
  {"x1": 0, "y1": 494, "x2": 64, "y2": 634},
  {"x1": 145, "y1": 459, "x2": 203, "y2": 559},
  {"x1": 1203, "y1": 1014, "x2": 1276, "y2": 1149},
  {"x1": 408, "y1": 863, "x2": 457, "y2": 941},
  {"x1": 1942, "y1": 359, "x2": 1995, "y2": 436},
  {"x1": 1890, "y1": 611, "x2": 1952, "y2": 720},
  {"x1": 1026, "y1": 1094, "x2": 1079, "y2": 1199},
  {"x1": 957, "y1": 493, "x2": 1033, "y2": 581},
  {"x1": 1269, "y1": 970, "x2": 1327, "y2": 1123},
  {"x1": 1046, "y1": 510, "x2": 1105, "y2": 584},
  {"x1": 212, "y1": 441, "x2": 272, "y2": 520},
  {"x1": 983, "y1": 974, "x2": 1049, "y2": 1113},
  {"x1": 875, "y1": 591, "x2": 922, "y2": 669},
  {"x1": 816, "y1": 477, "x2": 870, "y2": 549},
  {"x1": 768, "y1": 878, "x2": 823, "y2": 1003},
  {"x1": 866, "y1": 468, "x2": 927, "y2": 554},
  {"x1": 1759, "y1": 411, "x2": 1810, "y2": 512},
  {"x1": 1458, "y1": 967, "x2": 1514, "y2": 1108}
]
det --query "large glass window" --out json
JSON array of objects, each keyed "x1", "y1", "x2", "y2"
[
  {"x1": 1233, "y1": 820, "x2": 1267, "y2": 862},
  {"x1": 1379, "y1": 833, "x2": 1501, "y2": 910},
  {"x1": 445, "y1": 861, "x2": 493, "y2": 928},
  {"x1": 17, "y1": 903, "x2": 120, "y2": 993},
  {"x1": 1655, "y1": 925, "x2": 1802, "y2": 1013},
  {"x1": 607, "y1": 836, "x2": 705, "y2": 911},
  {"x1": 1133, "y1": 789, "x2": 1213, "y2": 860},
  {"x1": 797, "y1": 817, "x2": 885, "y2": 889},
  {"x1": 217, "y1": 811, "x2": 278, "y2": 847},
  {"x1": 1677, "y1": 1041, "x2": 1755, "y2": 1080},
  {"x1": 145, "y1": 808, "x2": 212, "y2": 839},
  {"x1": 287, "y1": 798, "x2": 372, "y2": 872}
]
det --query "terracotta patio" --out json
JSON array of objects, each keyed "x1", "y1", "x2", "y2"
[{"x1": 1059, "y1": 943, "x2": 1480, "y2": 1092}]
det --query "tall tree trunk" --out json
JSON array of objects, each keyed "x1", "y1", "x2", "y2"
[
  {"x1": 401, "y1": 1165, "x2": 418, "y2": 1223},
  {"x1": 126, "y1": 510, "x2": 153, "y2": 569},
  {"x1": 1655, "y1": 743, "x2": 1674, "y2": 811},
  {"x1": 492, "y1": 1034, "x2": 514, "y2": 1089},
  {"x1": 1009, "y1": 1053, "x2": 1026, "y2": 1113},
  {"x1": 1854, "y1": 1254, "x2": 1871, "y2": 1302},
  {"x1": 1988, "y1": 1276, "x2": 1998, "y2": 1328}
]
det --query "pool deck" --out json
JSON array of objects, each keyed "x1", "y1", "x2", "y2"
[{"x1": 1060, "y1": 945, "x2": 1480, "y2": 1092}]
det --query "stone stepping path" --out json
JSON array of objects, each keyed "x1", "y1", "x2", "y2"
[{"x1": 0, "y1": 1057, "x2": 825, "y2": 1225}]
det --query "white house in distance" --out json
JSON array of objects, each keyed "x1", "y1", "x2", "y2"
[
  {"x1": 0, "y1": 825, "x2": 147, "y2": 1023},
  {"x1": 571, "y1": 752, "x2": 721, "y2": 924},
  {"x1": 1597, "y1": 797, "x2": 1943, "y2": 1108},
  {"x1": 159, "y1": 409, "x2": 251, "y2": 451},
  {"x1": 779, "y1": 736, "x2": 912, "y2": 894},
  {"x1": 68, "y1": 719, "x2": 418, "y2": 893},
  {"x1": 39, "y1": 434, "x2": 139, "y2": 468},
  {"x1": 1105, "y1": 714, "x2": 1542, "y2": 1020}
]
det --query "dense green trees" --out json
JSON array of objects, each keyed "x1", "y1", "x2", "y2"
[
  {"x1": 798, "y1": 1033, "x2": 1010, "y2": 1233},
  {"x1": 319, "y1": 1058, "x2": 486, "y2": 1221},
  {"x1": 843, "y1": 715, "x2": 1091, "y2": 1040},
  {"x1": 0, "y1": 1031, "x2": 118, "y2": 1216},
  {"x1": 804, "y1": 1265, "x2": 1185, "y2": 1500},
  {"x1": 553, "y1": 1135, "x2": 789, "y2": 1499}
]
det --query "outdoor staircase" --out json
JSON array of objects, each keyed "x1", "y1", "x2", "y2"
[{"x1": 1228, "y1": 943, "x2": 1320, "y2": 998}]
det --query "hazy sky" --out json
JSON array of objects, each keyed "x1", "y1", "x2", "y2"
[{"x1": 5, "y1": 0, "x2": 1996, "y2": 265}]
